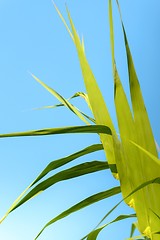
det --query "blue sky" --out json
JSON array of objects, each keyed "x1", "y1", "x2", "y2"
[{"x1": 0, "y1": 1, "x2": 159, "y2": 239}]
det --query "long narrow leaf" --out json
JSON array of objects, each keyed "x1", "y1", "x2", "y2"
[
  {"x1": 53, "y1": 1, "x2": 118, "y2": 175},
  {"x1": 86, "y1": 214, "x2": 136, "y2": 240},
  {"x1": 109, "y1": 3, "x2": 153, "y2": 231},
  {"x1": 35, "y1": 104, "x2": 95, "y2": 123},
  {"x1": 34, "y1": 91, "x2": 90, "y2": 110},
  {"x1": 66, "y1": 8, "x2": 118, "y2": 178},
  {"x1": 82, "y1": 176, "x2": 160, "y2": 240},
  {"x1": 35, "y1": 186, "x2": 121, "y2": 239},
  {"x1": 130, "y1": 222, "x2": 138, "y2": 238},
  {"x1": 0, "y1": 125, "x2": 111, "y2": 138},
  {"x1": 70, "y1": 91, "x2": 91, "y2": 110},
  {"x1": 31, "y1": 73, "x2": 90, "y2": 125},
  {"x1": 9, "y1": 161, "x2": 109, "y2": 213},
  {"x1": 0, "y1": 161, "x2": 109, "y2": 223},
  {"x1": 116, "y1": 1, "x2": 160, "y2": 237},
  {"x1": 129, "y1": 140, "x2": 160, "y2": 165},
  {"x1": 33, "y1": 144, "x2": 104, "y2": 185}
]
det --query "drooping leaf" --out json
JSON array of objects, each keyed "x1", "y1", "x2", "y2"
[
  {"x1": 34, "y1": 91, "x2": 91, "y2": 110},
  {"x1": 70, "y1": 91, "x2": 91, "y2": 110},
  {"x1": 31, "y1": 73, "x2": 90, "y2": 125},
  {"x1": 35, "y1": 103, "x2": 95, "y2": 123}
]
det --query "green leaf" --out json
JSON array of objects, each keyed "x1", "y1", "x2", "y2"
[
  {"x1": 83, "y1": 175, "x2": 160, "y2": 240},
  {"x1": 120, "y1": 17, "x2": 157, "y2": 157},
  {"x1": 109, "y1": 0, "x2": 134, "y2": 205},
  {"x1": 35, "y1": 103, "x2": 95, "y2": 124},
  {"x1": 35, "y1": 186, "x2": 121, "y2": 239},
  {"x1": 34, "y1": 91, "x2": 91, "y2": 109},
  {"x1": 82, "y1": 175, "x2": 160, "y2": 240},
  {"x1": 111, "y1": 1, "x2": 160, "y2": 237},
  {"x1": 130, "y1": 222, "x2": 138, "y2": 237},
  {"x1": 70, "y1": 91, "x2": 91, "y2": 110},
  {"x1": 151, "y1": 210, "x2": 160, "y2": 221},
  {"x1": 86, "y1": 214, "x2": 136, "y2": 240},
  {"x1": 0, "y1": 125, "x2": 111, "y2": 138},
  {"x1": 81, "y1": 201, "x2": 123, "y2": 240},
  {"x1": 129, "y1": 140, "x2": 160, "y2": 165},
  {"x1": 66, "y1": 7, "x2": 118, "y2": 177},
  {"x1": 126, "y1": 177, "x2": 160, "y2": 201},
  {"x1": 31, "y1": 73, "x2": 90, "y2": 125},
  {"x1": 52, "y1": 1, "x2": 74, "y2": 42},
  {"x1": 34, "y1": 91, "x2": 93, "y2": 122},
  {"x1": 33, "y1": 144, "x2": 104, "y2": 185},
  {"x1": 9, "y1": 161, "x2": 109, "y2": 213}
]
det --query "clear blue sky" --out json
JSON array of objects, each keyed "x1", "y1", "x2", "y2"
[{"x1": 0, "y1": 1, "x2": 159, "y2": 239}]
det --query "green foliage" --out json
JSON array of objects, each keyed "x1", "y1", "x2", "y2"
[{"x1": 0, "y1": 0, "x2": 159, "y2": 239}]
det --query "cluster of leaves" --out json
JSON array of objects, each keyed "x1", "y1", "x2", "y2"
[{"x1": 0, "y1": 1, "x2": 159, "y2": 239}]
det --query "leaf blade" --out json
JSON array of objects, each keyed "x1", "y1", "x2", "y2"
[
  {"x1": 31, "y1": 73, "x2": 90, "y2": 125},
  {"x1": 67, "y1": 8, "x2": 118, "y2": 177},
  {"x1": 35, "y1": 186, "x2": 121, "y2": 239},
  {"x1": 10, "y1": 161, "x2": 110, "y2": 213},
  {"x1": 0, "y1": 125, "x2": 111, "y2": 138},
  {"x1": 33, "y1": 144, "x2": 104, "y2": 185}
]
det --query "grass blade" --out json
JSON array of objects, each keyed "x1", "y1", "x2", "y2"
[
  {"x1": 86, "y1": 214, "x2": 136, "y2": 240},
  {"x1": 31, "y1": 73, "x2": 90, "y2": 125},
  {"x1": 35, "y1": 186, "x2": 121, "y2": 239},
  {"x1": 66, "y1": 8, "x2": 118, "y2": 177},
  {"x1": 109, "y1": 0, "x2": 134, "y2": 204},
  {"x1": 130, "y1": 222, "x2": 138, "y2": 237},
  {"x1": 118, "y1": 10, "x2": 158, "y2": 157},
  {"x1": 70, "y1": 92, "x2": 91, "y2": 110},
  {"x1": 130, "y1": 140, "x2": 160, "y2": 165},
  {"x1": 35, "y1": 104, "x2": 95, "y2": 124},
  {"x1": 0, "y1": 125, "x2": 111, "y2": 138},
  {"x1": 33, "y1": 144, "x2": 104, "y2": 185},
  {"x1": 8, "y1": 161, "x2": 109, "y2": 214},
  {"x1": 110, "y1": 1, "x2": 160, "y2": 237}
]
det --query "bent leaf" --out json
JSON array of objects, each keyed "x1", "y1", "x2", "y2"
[
  {"x1": 35, "y1": 104, "x2": 95, "y2": 124},
  {"x1": 31, "y1": 73, "x2": 90, "y2": 125}
]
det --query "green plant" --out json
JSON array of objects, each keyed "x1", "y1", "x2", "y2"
[{"x1": 0, "y1": 1, "x2": 159, "y2": 239}]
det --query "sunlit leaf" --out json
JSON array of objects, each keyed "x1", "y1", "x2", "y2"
[
  {"x1": 31, "y1": 73, "x2": 90, "y2": 125},
  {"x1": 35, "y1": 186, "x2": 121, "y2": 239},
  {"x1": 67, "y1": 7, "x2": 119, "y2": 178},
  {"x1": 33, "y1": 144, "x2": 104, "y2": 185},
  {"x1": 86, "y1": 214, "x2": 136, "y2": 240},
  {"x1": 0, "y1": 125, "x2": 111, "y2": 138},
  {"x1": 10, "y1": 161, "x2": 109, "y2": 212}
]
